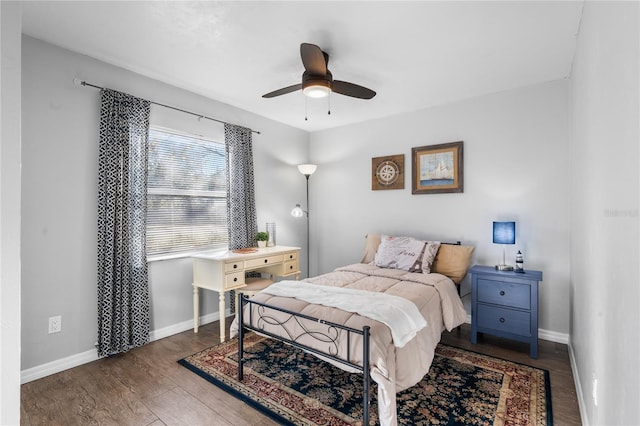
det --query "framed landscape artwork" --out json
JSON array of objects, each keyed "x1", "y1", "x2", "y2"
[{"x1": 411, "y1": 141, "x2": 463, "y2": 194}]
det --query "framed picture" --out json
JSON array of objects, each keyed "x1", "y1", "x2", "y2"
[
  {"x1": 372, "y1": 154, "x2": 404, "y2": 190},
  {"x1": 411, "y1": 141, "x2": 463, "y2": 194}
]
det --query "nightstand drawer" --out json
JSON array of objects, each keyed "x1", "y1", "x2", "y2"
[
  {"x1": 477, "y1": 278, "x2": 530, "y2": 309},
  {"x1": 477, "y1": 304, "x2": 531, "y2": 336}
]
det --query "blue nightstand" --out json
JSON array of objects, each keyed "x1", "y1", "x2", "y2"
[{"x1": 469, "y1": 265, "x2": 543, "y2": 358}]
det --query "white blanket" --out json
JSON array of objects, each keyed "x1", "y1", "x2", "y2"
[{"x1": 260, "y1": 280, "x2": 427, "y2": 348}]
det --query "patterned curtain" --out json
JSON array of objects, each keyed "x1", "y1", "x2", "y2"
[
  {"x1": 225, "y1": 123, "x2": 257, "y2": 249},
  {"x1": 97, "y1": 89, "x2": 151, "y2": 357},
  {"x1": 225, "y1": 124, "x2": 257, "y2": 311}
]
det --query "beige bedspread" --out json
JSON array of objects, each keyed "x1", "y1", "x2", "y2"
[{"x1": 230, "y1": 262, "x2": 467, "y2": 426}]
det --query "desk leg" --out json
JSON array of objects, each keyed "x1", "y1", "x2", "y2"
[
  {"x1": 219, "y1": 291, "x2": 226, "y2": 343},
  {"x1": 193, "y1": 284, "x2": 199, "y2": 333}
]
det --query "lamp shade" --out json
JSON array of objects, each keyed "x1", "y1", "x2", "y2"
[
  {"x1": 493, "y1": 222, "x2": 515, "y2": 244},
  {"x1": 298, "y1": 164, "x2": 317, "y2": 176}
]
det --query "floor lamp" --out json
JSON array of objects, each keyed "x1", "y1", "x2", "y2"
[{"x1": 291, "y1": 164, "x2": 317, "y2": 277}]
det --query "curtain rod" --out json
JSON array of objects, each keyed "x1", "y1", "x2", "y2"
[{"x1": 76, "y1": 79, "x2": 261, "y2": 135}]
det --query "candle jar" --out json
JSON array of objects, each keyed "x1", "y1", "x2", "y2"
[{"x1": 266, "y1": 222, "x2": 276, "y2": 247}]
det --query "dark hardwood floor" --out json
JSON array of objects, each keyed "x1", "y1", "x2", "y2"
[{"x1": 21, "y1": 321, "x2": 581, "y2": 425}]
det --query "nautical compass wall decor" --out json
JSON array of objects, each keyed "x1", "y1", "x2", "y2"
[{"x1": 372, "y1": 154, "x2": 404, "y2": 190}]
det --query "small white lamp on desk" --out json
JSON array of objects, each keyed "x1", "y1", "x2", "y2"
[{"x1": 493, "y1": 221, "x2": 516, "y2": 271}]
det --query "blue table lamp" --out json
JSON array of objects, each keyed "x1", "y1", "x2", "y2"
[{"x1": 493, "y1": 221, "x2": 515, "y2": 271}]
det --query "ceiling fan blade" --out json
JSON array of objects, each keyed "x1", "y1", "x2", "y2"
[
  {"x1": 300, "y1": 43, "x2": 327, "y2": 76},
  {"x1": 262, "y1": 84, "x2": 302, "y2": 98},
  {"x1": 332, "y1": 80, "x2": 376, "y2": 99}
]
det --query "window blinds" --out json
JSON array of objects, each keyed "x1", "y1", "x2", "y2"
[{"x1": 147, "y1": 128, "x2": 228, "y2": 255}]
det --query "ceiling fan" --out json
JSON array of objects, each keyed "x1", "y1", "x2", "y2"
[{"x1": 262, "y1": 43, "x2": 376, "y2": 101}]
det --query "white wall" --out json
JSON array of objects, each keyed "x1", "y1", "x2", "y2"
[
  {"x1": 310, "y1": 80, "x2": 571, "y2": 335},
  {"x1": 20, "y1": 36, "x2": 309, "y2": 372},
  {"x1": 1, "y1": 2, "x2": 22, "y2": 423},
  {"x1": 570, "y1": 2, "x2": 640, "y2": 425}
]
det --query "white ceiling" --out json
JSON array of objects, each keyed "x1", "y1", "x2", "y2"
[{"x1": 21, "y1": 1, "x2": 583, "y2": 132}]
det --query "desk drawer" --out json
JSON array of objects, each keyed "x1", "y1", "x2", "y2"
[
  {"x1": 283, "y1": 260, "x2": 299, "y2": 275},
  {"x1": 224, "y1": 261, "x2": 244, "y2": 273},
  {"x1": 245, "y1": 254, "x2": 284, "y2": 268},
  {"x1": 477, "y1": 278, "x2": 530, "y2": 309},
  {"x1": 477, "y1": 304, "x2": 531, "y2": 336},
  {"x1": 224, "y1": 271, "x2": 245, "y2": 289},
  {"x1": 283, "y1": 251, "x2": 298, "y2": 261}
]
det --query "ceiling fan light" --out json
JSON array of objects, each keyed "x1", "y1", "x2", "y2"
[
  {"x1": 303, "y1": 84, "x2": 330, "y2": 98},
  {"x1": 302, "y1": 79, "x2": 331, "y2": 98}
]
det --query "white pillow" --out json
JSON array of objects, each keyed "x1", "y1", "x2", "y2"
[{"x1": 374, "y1": 235, "x2": 427, "y2": 273}]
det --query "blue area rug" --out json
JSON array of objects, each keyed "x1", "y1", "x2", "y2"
[{"x1": 179, "y1": 333, "x2": 552, "y2": 425}]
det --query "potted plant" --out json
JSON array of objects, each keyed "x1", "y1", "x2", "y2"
[{"x1": 256, "y1": 231, "x2": 269, "y2": 248}]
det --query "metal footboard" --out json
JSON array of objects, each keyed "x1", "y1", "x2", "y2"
[{"x1": 237, "y1": 292, "x2": 371, "y2": 425}]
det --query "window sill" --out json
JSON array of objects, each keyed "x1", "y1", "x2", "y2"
[{"x1": 147, "y1": 247, "x2": 228, "y2": 263}]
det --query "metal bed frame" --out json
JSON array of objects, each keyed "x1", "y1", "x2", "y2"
[
  {"x1": 236, "y1": 240, "x2": 462, "y2": 425},
  {"x1": 237, "y1": 293, "x2": 372, "y2": 424}
]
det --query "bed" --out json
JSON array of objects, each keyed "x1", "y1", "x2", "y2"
[{"x1": 230, "y1": 234, "x2": 473, "y2": 425}]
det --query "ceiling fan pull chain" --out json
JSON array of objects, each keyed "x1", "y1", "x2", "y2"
[
  {"x1": 328, "y1": 91, "x2": 331, "y2": 116},
  {"x1": 305, "y1": 95, "x2": 308, "y2": 121}
]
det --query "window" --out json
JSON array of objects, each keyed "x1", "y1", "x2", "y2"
[{"x1": 146, "y1": 127, "x2": 228, "y2": 256}]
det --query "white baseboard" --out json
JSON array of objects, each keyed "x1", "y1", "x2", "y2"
[
  {"x1": 568, "y1": 340, "x2": 588, "y2": 425},
  {"x1": 539, "y1": 328, "x2": 569, "y2": 344},
  {"x1": 20, "y1": 311, "x2": 225, "y2": 384},
  {"x1": 149, "y1": 311, "x2": 222, "y2": 341},
  {"x1": 20, "y1": 348, "x2": 101, "y2": 384},
  {"x1": 22, "y1": 310, "x2": 569, "y2": 384}
]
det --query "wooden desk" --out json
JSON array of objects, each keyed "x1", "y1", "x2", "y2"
[{"x1": 192, "y1": 245, "x2": 301, "y2": 342}]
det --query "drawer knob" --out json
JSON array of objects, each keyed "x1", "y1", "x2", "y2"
[
  {"x1": 499, "y1": 317, "x2": 505, "y2": 323},
  {"x1": 289, "y1": 255, "x2": 293, "y2": 259},
  {"x1": 264, "y1": 259, "x2": 268, "y2": 263},
  {"x1": 233, "y1": 264, "x2": 238, "y2": 269},
  {"x1": 499, "y1": 290, "x2": 505, "y2": 296},
  {"x1": 233, "y1": 277, "x2": 238, "y2": 282},
  {"x1": 289, "y1": 265, "x2": 293, "y2": 270}
]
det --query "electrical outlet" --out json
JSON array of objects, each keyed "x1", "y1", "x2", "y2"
[{"x1": 48, "y1": 315, "x2": 62, "y2": 334}]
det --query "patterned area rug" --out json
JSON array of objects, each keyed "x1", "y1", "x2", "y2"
[{"x1": 179, "y1": 333, "x2": 552, "y2": 425}]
